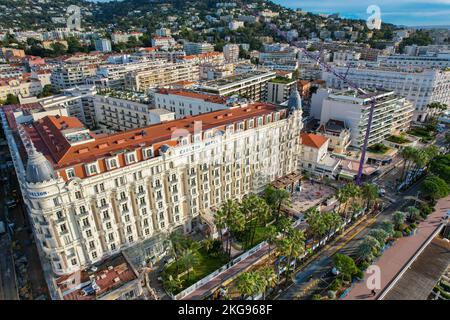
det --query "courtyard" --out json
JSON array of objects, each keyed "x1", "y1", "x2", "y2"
[{"x1": 288, "y1": 180, "x2": 337, "y2": 217}]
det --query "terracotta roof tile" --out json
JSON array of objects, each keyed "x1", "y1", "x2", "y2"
[{"x1": 301, "y1": 133, "x2": 328, "y2": 149}]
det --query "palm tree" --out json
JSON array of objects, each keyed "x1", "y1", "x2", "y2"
[
  {"x1": 264, "y1": 186, "x2": 292, "y2": 223},
  {"x1": 266, "y1": 224, "x2": 278, "y2": 258},
  {"x1": 240, "y1": 194, "x2": 270, "y2": 248},
  {"x1": 361, "y1": 183, "x2": 379, "y2": 212},
  {"x1": 168, "y1": 231, "x2": 185, "y2": 273},
  {"x1": 236, "y1": 272, "x2": 256, "y2": 299},
  {"x1": 259, "y1": 267, "x2": 277, "y2": 300},
  {"x1": 336, "y1": 188, "x2": 350, "y2": 216},
  {"x1": 400, "y1": 146, "x2": 416, "y2": 182},
  {"x1": 164, "y1": 275, "x2": 183, "y2": 295},
  {"x1": 277, "y1": 228, "x2": 305, "y2": 285},
  {"x1": 306, "y1": 210, "x2": 327, "y2": 247},
  {"x1": 216, "y1": 199, "x2": 243, "y2": 258},
  {"x1": 179, "y1": 248, "x2": 199, "y2": 282}
]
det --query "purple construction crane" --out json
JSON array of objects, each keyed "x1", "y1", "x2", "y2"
[{"x1": 296, "y1": 48, "x2": 377, "y2": 185}]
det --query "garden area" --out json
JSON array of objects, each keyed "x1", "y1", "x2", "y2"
[
  {"x1": 386, "y1": 134, "x2": 411, "y2": 145},
  {"x1": 367, "y1": 143, "x2": 390, "y2": 154},
  {"x1": 162, "y1": 235, "x2": 229, "y2": 295},
  {"x1": 408, "y1": 127, "x2": 435, "y2": 143}
]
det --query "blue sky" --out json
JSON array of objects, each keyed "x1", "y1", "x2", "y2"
[{"x1": 273, "y1": 0, "x2": 450, "y2": 26}]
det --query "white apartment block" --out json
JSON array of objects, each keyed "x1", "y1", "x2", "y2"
[
  {"x1": 151, "y1": 36, "x2": 177, "y2": 49},
  {"x1": 111, "y1": 32, "x2": 144, "y2": 44},
  {"x1": 323, "y1": 65, "x2": 450, "y2": 122},
  {"x1": 377, "y1": 53, "x2": 450, "y2": 69},
  {"x1": 33, "y1": 85, "x2": 98, "y2": 128},
  {"x1": 266, "y1": 77, "x2": 298, "y2": 104},
  {"x1": 183, "y1": 42, "x2": 215, "y2": 55},
  {"x1": 1, "y1": 101, "x2": 303, "y2": 276},
  {"x1": 51, "y1": 65, "x2": 97, "y2": 90},
  {"x1": 223, "y1": 44, "x2": 240, "y2": 62},
  {"x1": 196, "y1": 70, "x2": 277, "y2": 101},
  {"x1": 91, "y1": 60, "x2": 166, "y2": 89},
  {"x1": 319, "y1": 89, "x2": 414, "y2": 148},
  {"x1": 93, "y1": 90, "x2": 175, "y2": 132},
  {"x1": 124, "y1": 62, "x2": 200, "y2": 92},
  {"x1": 0, "y1": 78, "x2": 43, "y2": 101},
  {"x1": 153, "y1": 88, "x2": 242, "y2": 118}
]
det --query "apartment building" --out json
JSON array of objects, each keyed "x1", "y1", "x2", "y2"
[
  {"x1": 151, "y1": 36, "x2": 177, "y2": 49},
  {"x1": 319, "y1": 89, "x2": 414, "y2": 148},
  {"x1": 91, "y1": 60, "x2": 166, "y2": 89},
  {"x1": 95, "y1": 39, "x2": 112, "y2": 53},
  {"x1": 183, "y1": 42, "x2": 215, "y2": 55},
  {"x1": 51, "y1": 65, "x2": 97, "y2": 90},
  {"x1": 1, "y1": 100, "x2": 303, "y2": 276},
  {"x1": 377, "y1": 53, "x2": 450, "y2": 69},
  {"x1": 223, "y1": 44, "x2": 240, "y2": 63},
  {"x1": 196, "y1": 70, "x2": 277, "y2": 101},
  {"x1": 111, "y1": 32, "x2": 144, "y2": 44},
  {"x1": 153, "y1": 88, "x2": 243, "y2": 118},
  {"x1": 323, "y1": 65, "x2": 450, "y2": 122},
  {"x1": 266, "y1": 77, "x2": 298, "y2": 104},
  {"x1": 34, "y1": 85, "x2": 98, "y2": 129},
  {"x1": 0, "y1": 77, "x2": 43, "y2": 101},
  {"x1": 124, "y1": 62, "x2": 200, "y2": 92},
  {"x1": 93, "y1": 90, "x2": 175, "y2": 132}
]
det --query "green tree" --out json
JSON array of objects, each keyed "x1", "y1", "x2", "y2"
[
  {"x1": 236, "y1": 272, "x2": 257, "y2": 299},
  {"x1": 264, "y1": 186, "x2": 291, "y2": 223},
  {"x1": 240, "y1": 194, "x2": 270, "y2": 248},
  {"x1": 333, "y1": 253, "x2": 358, "y2": 277},
  {"x1": 259, "y1": 267, "x2": 277, "y2": 300},
  {"x1": 380, "y1": 220, "x2": 394, "y2": 236},
  {"x1": 422, "y1": 175, "x2": 450, "y2": 200},
  {"x1": 179, "y1": 248, "x2": 199, "y2": 282},
  {"x1": 393, "y1": 211, "x2": 406, "y2": 228},
  {"x1": 368, "y1": 229, "x2": 389, "y2": 247},
  {"x1": 361, "y1": 183, "x2": 379, "y2": 211}
]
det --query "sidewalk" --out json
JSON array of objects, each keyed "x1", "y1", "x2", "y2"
[{"x1": 342, "y1": 196, "x2": 449, "y2": 300}]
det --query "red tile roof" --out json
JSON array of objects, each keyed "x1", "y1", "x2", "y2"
[
  {"x1": 22, "y1": 103, "x2": 285, "y2": 178},
  {"x1": 301, "y1": 133, "x2": 328, "y2": 149}
]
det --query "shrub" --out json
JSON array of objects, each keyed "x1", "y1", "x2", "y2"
[
  {"x1": 341, "y1": 273, "x2": 352, "y2": 282},
  {"x1": 410, "y1": 223, "x2": 417, "y2": 230},
  {"x1": 440, "y1": 280, "x2": 450, "y2": 292},
  {"x1": 311, "y1": 294, "x2": 322, "y2": 300},
  {"x1": 358, "y1": 261, "x2": 370, "y2": 271},
  {"x1": 403, "y1": 227, "x2": 411, "y2": 235},
  {"x1": 397, "y1": 223, "x2": 406, "y2": 232},
  {"x1": 355, "y1": 269, "x2": 365, "y2": 280},
  {"x1": 394, "y1": 231, "x2": 403, "y2": 238},
  {"x1": 329, "y1": 278, "x2": 342, "y2": 291},
  {"x1": 328, "y1": 290, "x2": 337, "y2": 300}
]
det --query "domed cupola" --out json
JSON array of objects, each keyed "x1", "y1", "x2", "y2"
[
  {"x1": 25, "y1": 143, "x2": 56, "y2": 184},
  {"x1": 287, "y1": 86, "x2": 302, "y2": 113}
]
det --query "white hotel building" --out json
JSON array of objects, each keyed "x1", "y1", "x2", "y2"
[
  {"x1": 1, "y1": 98, "x2": 303, "y2": 276},
  {"x1": 323, "y1": 65, "x2": 450, "y2": 122}
]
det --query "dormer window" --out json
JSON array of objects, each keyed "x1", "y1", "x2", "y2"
[
  {"x1": 142, "y1": 147, "x2": 154, "y2": 160},
  {"x1": 193, "y1": 134, "x2": 201, "y2": 143},
  {"x1": 274, "y1": 112, "x2": 280, "y2": 121},
  {"x1": 125, "y1": 151, "x2": 137, "y2": 165},
  {"x1": 106, "y1": 157, "x2": 118, "y2": 170},
  {"x1": 237, "y1": 122, "x2": 245, "y2": 131},
  {"x1": 66, "y1": 168, "x2": 75, "y2": 179},
  {"x1": 85, "y1": 162, "x2": 99, "y2": 176},
  {"x1": 248, "y1": 119, "x2": 254, "y2": 129},
  {"x1": 257, "y1": 117, "x2": 263, "y2": 126}
]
